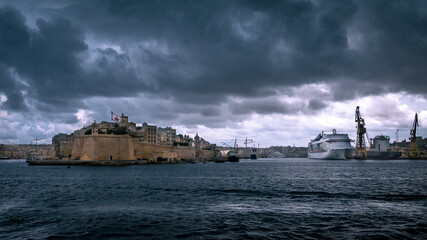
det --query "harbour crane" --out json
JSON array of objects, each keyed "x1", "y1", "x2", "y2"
[
  {"x1": 221, "y1": 139, "x2": 239, "y2": 149},
  {"x1": 395, "y1": 129, "x2": 399, "y2": 143},
  {"x1": 222, "y1": 138, "x2": 255, "y2": 149},
  {"x1": 221, "y1": 142, "x2": 233, "y2": 148},
  {"x1": 355, "y1": 106, "x2": 372, "y2": 159},
  {"x1": 33, "y1": 138, "x2": 45, "y2": 145},
  {"x1": 243, "y1": 137, "x2": 255, "y2": 149},
  {"x1": 408, "y1": 113, "x2": 420, "y2": 159}
]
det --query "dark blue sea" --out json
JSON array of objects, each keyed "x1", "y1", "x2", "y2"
[{"x1": 1, "y1": 159, "x2": 426, "y2": 239}]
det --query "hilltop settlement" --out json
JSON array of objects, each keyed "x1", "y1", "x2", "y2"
[{"x1": 45, "y1": 113, "x2": 221, "y2": 164}]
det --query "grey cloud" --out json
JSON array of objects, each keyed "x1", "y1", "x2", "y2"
[
  {"x1": 0, "y1": 0, "x2": 426, "y2": 127},
  {"x1": 0, "y1": 6, "x2": 147, "y2": 115},
  {"x1": 0, "y1": 7, "x2": 29, "y2": 112},
  {"x1": 201, "y1": 107, "x2": 222, "y2": 117},
  {"x1": 1, "y1": 90, "x2": 28, "y2": 111},
  {"x1": 0, "y1": 6, "x2": 30, "y2": 63},
  {"x1": 229, "y1": 96, "x2": 330, "y2": 116},
  {"x1": 49, "y1": 0, "x2": 360, "y2": 98},
  {"x1": 307, "y1": 99, "x2": 327, "y2": 111},
  {"x1": 230, "y1": 97, "x2": 299, "y2": 115}
]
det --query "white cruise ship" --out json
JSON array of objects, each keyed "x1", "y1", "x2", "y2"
[{"x1": 308, "y1": 129, "x2": 353, "y2": 160}]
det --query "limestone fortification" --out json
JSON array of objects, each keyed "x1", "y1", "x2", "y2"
[
  {"x1": 72, "y1": 135, "x2": 134, "y2": 161},
  {"x1": 49, "y1": 113, "x2": 219, "y2": 164}
]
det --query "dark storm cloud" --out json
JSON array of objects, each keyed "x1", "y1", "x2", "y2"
[
  {"x1": 0, "y1": 0, "x2": 426, "y2": 119},
  {"x1": 0, "y1": 5, "x2": 145, "y2": 115},
  {"x1": 344, "y1": 0, "x2": 427, "y2": 97},
  {"x1": 0, "y1": 7, "x2": 29, "y2": 111},
  {"x1": 60, "y1": 0, "x2": 426, "y2": 99},
  {"x1": 39, "y1": 0, "x2": 360, "y2": 101}
]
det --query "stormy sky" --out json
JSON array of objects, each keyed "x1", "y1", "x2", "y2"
[{"x1": 0, "y1": 0, "x2": 426, "y2": 147}]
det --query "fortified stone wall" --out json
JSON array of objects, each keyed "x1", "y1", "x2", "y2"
[
  {"x1": 72, "y1": 135, "x2": 134, "y2": 161},
  {"x1": 67, "y1": 135, "x2": 215, "y2": 162},
  {"x1": 200, "y1": 149, "x2": 216, "y2": 160},
  {"x1": 71, "y1": 136, "x2": 93, "y2": 160},
  {"x1": 174, "y1": 146, "x2": 197, "y2": 161},
  {"x1": 132, "y1": 140, "x2": 168, "y2": 161},
  {"x1": 131, "y1": 139, "x2": 196, "y2": 162},
  {"x1": 59, "y1": 142, "x2": 73, "y2": 158}
]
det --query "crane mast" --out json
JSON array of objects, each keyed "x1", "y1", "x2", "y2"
[
  {"x1": 395, "y1": 129, "x2": 399, "y2": 143},
  {"x1": 355, "y1": 106, "x2": 368, "y2": 159},
  {"x1": 408, "y1": 113, "x2": 420, "y2": 159},
  {"x1": 243, "y1": 137, "x2": 254, "y2": 148},
  {"x1": 410, "y1": 113, "x2": 418, "y2": 140}
]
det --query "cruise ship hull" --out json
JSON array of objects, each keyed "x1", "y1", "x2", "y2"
[
  {"x1": 308, "y1": 149, "x2": 351, "y2": 160},
  {"x1": 308, "y1": 130, "x2": 353, "y2": 160}
]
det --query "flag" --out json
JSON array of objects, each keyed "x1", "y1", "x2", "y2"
[{"x1": 111, "y1": 111, "x2": 121, "y2": 123}]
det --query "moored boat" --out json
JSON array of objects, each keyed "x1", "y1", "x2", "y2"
[
  {"x1": 250, "y1": 148, "x2": 257, "y2": 159},
  {"x1": 227, "y1": 150, "x2": 239, "y2": 162}
]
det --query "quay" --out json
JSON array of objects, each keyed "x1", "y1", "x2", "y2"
[{"x1": 26, "y1": 159, "x2": 147, "y2": 166}]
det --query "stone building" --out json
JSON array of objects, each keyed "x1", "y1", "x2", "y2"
[
  {"x1": 49, "y1": 114, "x2": 218, "y2": 162},
  {"x1": 157, "y1": 127, "x2": 176, "y2": 145},
  {"x1": 141, "y1": 122, "x2": 157, "y2": 144}
]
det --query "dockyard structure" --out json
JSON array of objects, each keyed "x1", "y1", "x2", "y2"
[
  {"x1": 390, "y1": 137, "x2": 426, "y2": 159},
  {"x1": 372, "y1": 135, "x2": 390, "y2": 152},
  {"x1": 50, "y1": 114, "x2": 218, "y2": 163}
]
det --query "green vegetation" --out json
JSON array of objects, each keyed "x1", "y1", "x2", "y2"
[
  {"x1": 174, "y1": 142, "x2": 189, "y2": 146},
  {"x1": 107, "y1": 126, "x2": 128, "y2": 135}
]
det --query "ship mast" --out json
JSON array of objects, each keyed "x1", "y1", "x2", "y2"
[{"x1": 355, "y1": 106, "x2": 368, "y2": 159}]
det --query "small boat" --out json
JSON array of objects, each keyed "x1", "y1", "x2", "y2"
[
  {"x1": 227, "y1": 150, "x2": 239, "y2": 162},
  {"x1": 227, "y1": 139, "x2": 240, "y2": 162},
  {"x1": 250, "y1": 148, "x2": 257, "y2": 159},
  {"x1": 215, "y1": 158, "x2": 226, "y2": 163}
]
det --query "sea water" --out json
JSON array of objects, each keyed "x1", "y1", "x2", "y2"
[{"x1": 1, "y1": 159, "x2": 426, "y2": 239}]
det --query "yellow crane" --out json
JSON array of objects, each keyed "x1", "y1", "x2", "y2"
[
  {"x1": 408, "y1": 113, "x2": 420, "y2": 159},
  {"x1": 355, "y1": 106, "x2": 372, "y2": 159}
]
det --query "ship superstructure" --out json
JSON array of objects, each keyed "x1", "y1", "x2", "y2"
[{"x1": 308, "y1": 129, "x2": 353, "y2": 160}]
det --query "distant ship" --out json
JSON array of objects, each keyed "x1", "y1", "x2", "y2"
[
  {"x1": 268, "y1": 151, "x2": 285, "y2": 158},
  {"x1": 227, "y1": 150, "x2": 239, "y2": 162},
  {"x1": 308, "y1": 129, "x2": 353, "y2": 160},
  {"x1": 250, "y1": 148, "x2": 257, "y2": 159}
]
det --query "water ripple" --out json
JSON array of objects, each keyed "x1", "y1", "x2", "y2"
[{"x1": 0, "y1": 159, "x2": 426, "y2": 239}]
